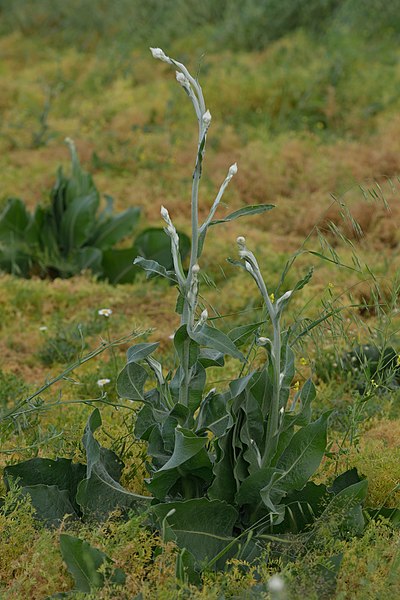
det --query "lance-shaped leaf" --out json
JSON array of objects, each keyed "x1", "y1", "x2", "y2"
[
  {"x1": 236, "y1": 413, "x2": 330, "y2": 519},
  {"x1": 21, "y1": 485, "x2": 78, "y2": 527},
  {"x1": 147, "y1": 427, "x2": 212, "y2": 500},
  {"x1": 117, "y1": 361, "x2": 148, "y2": 401},
  {"x1": 88, "y1": 207, "x2": 140, "y2": 249},
  {"x1": 126, "y1": 341, "x2": 159, "y2": 364},
  {"x1": 189, "y1": 323, "x2": 244, "y2": 361},
  {"x1": 59, "y1": 534, "x2": 126, "y2": 593},
  {"x1": 133, "y1": 256, "x2": 178, "y2": 282},
  {"x1": 151, "y1": 498, "x2": 239, "y2": 570},
  {"x1": 228, "y1": 321, "x2": 264, "y2": 347},
  {"x1": 76, "y1": 409, "x2": 151, "y2": 518},
  {"x1": 208, "y1": 204, "x2": 274, "y2": 226}
]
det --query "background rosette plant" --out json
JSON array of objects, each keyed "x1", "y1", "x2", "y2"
[{"x1": 0, "y1": 138, "x2": 189, "y2": 283}]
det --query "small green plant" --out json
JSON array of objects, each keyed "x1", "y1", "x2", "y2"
[{"x1": 0, "y1": 139, "x2": 189, "y2": 282}]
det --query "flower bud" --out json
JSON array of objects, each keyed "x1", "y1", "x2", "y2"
[
  {"x1": 192, "y1": 264, "x2": 200, "y2": 274},
  {"x1": 150, "y1": 47, "x2": 170, "y2": 63},
  {"x1": 228, "y1": 163, "x2": 238, "y2": 177},
  {"x1": 236, "y1": 236, "x2": 246, "y2": 246},
  {"x1": 176, "y1": 71, "x2": 189, "y2": 87},
  {"x1": 202, "y1": 109, "x2": 212, "y2": 126},
  {"x1": 201, "y1": 308, "x2": 208, "y2": 321},
  {"x1": 160, "y1": 205, "x2": 169, "y2": 220}
]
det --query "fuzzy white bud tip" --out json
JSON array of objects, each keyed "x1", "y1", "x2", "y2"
[
  {"x1": 192, "y1": 264, "x2": 200, "y2": 274},
  {"x1": 160, "y1": 205, "x2": 169, "y2": 219},
  {"x1": 201, "y1": 309, "x2": 208, "y2": 320},
  {"x1": 150, "y1": 47, "x2": 169, "y2": 63},
  {"x1": 176, "y1": 71, "x2": 188, "y2": 87},
  {"x1": 228, "y1": 163, "x2": 238, "y2": 177},
  {"x1": 258, "y1": 337, "x2": 269, "y2": 345},
  {"x1": 202, "y1": 109, "x2": 212, "y2": 125},
  {"x1": 236, "y1": 236, "x2": 246, "y2": 246}
]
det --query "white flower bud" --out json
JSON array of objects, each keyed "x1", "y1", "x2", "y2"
[
  {"x1": 202, "y1": 109, "x2": 212, "y2": 126},
  {"x1": 228, "y1": 163, "x2": 238, "y2": 177},
  {"x1": 150, "y1": 47, "x2": 170, "y2": 63},
  {"x1": 258, "y1": 337, "x2": 269, "y2": 345},
  {"x1": 192, "y1": 264, "x2": 200, "y2": 274},
  {"x1": 201, "y1": 309, "x2": 208, "y2": 321},
  {"x1": 176, "y1": 71, "x2": 189, "y2": 87},
  {"x1": 236, "y1": 236, "x2": 246, "y2": 247},
  {"x1": 160, "y1": 205, "x2": 169, "y2": 220}
]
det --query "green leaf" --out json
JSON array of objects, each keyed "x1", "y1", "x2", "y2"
[
  {"x1": 117, "y1": 362, "x2": 148, "y2": 401},
  {"x1": 101, "y1": 247, "x2": 141, "y2": 284},
  {"x1": 76, "y1": 409, "x2": 151, "y2": 518},
  {"x1": 198, "y1": 348, "x2": 225, "y2": 368},
  {"x1": 189, "y1": 324, "x2": 244, "y2": 362},
  {"x1": 73, "y1": 246, "x2": 103, "y2": 274},
  {"x1": 134, "y1": 227, "x2": 190, "y2": 269},
  {"x1": 4, "y1": 457, "x2": 86, "y2": 514},
  {"x1": 196, "y1": 391, "x2": 231, "y2": 437},
  {"x1": 0, "y1": 198, "x2": 31, "y2": 242},
  {"x1": 127, "y1": 342, "x2": 159, "y2": 363},
  {"x1": 21, "y1": 485, "x2": 78, "y2": 526},
  {"x1": 174, "y1": 325, "x2": 200, "y2": 369},
  {"x1": 59, "y1": 191, "x2": 99, "y2": 254},
  {"x1": 318, "y1": 480, "x2": 368, "y2": 536},
  {"x1": 151, "y1": 498, "x2": 239, "y2": 569},
  {"x1": 228, "y1": 321, "x2": 264, "y2": 347},
  {"x1": 89, "y1": 207, "x2": 140, "y2": 249},
  {"x1": 59, "y1": 533, "x2": 126, "y2": 593},
  {"x1": 209, "y1": 204, "x2": 274, "y2": 226},
  {"x1": 133, "y1": 256, "x2": 177, "y2": 282},
  {"x1": 159, "y1": 428, "x2": 208, "y2": 472}
]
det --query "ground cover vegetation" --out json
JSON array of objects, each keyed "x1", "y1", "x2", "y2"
[{"x1": 0, "y1": 1, "x2": 400, "y2": 598}]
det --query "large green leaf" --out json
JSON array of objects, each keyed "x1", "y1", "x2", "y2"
[
  {"x1": 189, "y1": 323, "x2": 244, "y2": 362},
  {"x1": 76, "y1": 409, "x2": 151, "y2": 518},
  {"x1": 89, "y1": 207, "x2": 141, "y2": 249},
  {"x1": 21, "y1": 485, "x2": 78, "y2": 526},
  {"x1": 117, "y1": 362, "x2": 148, "y2": 401},
  {"x1": 59, "y1": 534, "x2": 125, "y2": 593},
  {"x1": 101, "y1": 247, "x2": 141, "y2": 284},
  {"x1": 59, "y1": 191, "x2": 99, "y2": 254},
  {"x1": 0, "y1": 198, "x2": 31, "y2": 242},
  {"x1": 228, "y1": 321, "x2": 265, "y2": 347},
  {"x1": 147, "y1": 427, "x2": 213, "y2": 500},
  {"x1": 151, "y1": 498, "x2": 239, "y2": 569},
  {"x1": 4, "y1": 457, "x2": 86, "y2": 514},
  {"x1": 126, "y1": 342, "x2": 159, "y2": 363}
]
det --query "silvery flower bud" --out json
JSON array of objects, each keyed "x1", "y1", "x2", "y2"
[
  {"x1": 201, "y1": 309, "x2": 208, "y2": 321},
  {"x1": 176, "y1": 71, "x2": 189, "y2": 87},
  {"x1": 202, "y1": 110, "x2": 212, "y2": 126},
  {"x1": 228, "y1": 163, "x2": 238, "y2": 177},
  {"x1": 150, "y1": 47, "x2": 170, "y2": 63},
  {"x1": 192, "y1": 264, "x2": 200, "y2": 274},
  {"x1": 160, "y1": 205, "x2": 169, "y2": 220},
  {"x1": 236, "y1": 236, "x2": 246, "y2": 247}
]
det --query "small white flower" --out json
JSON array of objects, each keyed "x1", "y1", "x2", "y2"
[
  {"x1": 268, "y1": 574, "x2": 285, "y2": 593},
  {"x1": 149, "y1": 47, "x2": 170, "y2": 63},
  {"x1": 228, "y1": 163, "x2": 238, "y2": 177},
  {"x1": 39, "y1": 326, "x2": 48, "y2": 332},
  {"x1": 98, "y1": 308, "x2": 112, "y2": 318},
  {"x1": 97, "y1": 378, "x2": 111, "y2": 387},
  {"x1": 202, "y1": 109, "x2": 212, "y2": 126}
]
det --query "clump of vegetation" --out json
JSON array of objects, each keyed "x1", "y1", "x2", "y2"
[
  {"x1": 0, "y1": 138, "x2": 189, "y2": 283},
  {"x1": 3, "y1": 49, "x2": 399, "y2": 600}
]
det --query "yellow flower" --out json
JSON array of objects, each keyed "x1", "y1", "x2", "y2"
[
  {"x1": 328, "y1": 282, "x2": 334, "y2": 289},
  {"x1": 293, "y1": 381, "x2": 300, "y2": 391},
  {"x1": 397, "y1": 354, "x2": 400, "y2": 367},
  {"x1": 269, "y1": 293, "x2": 275, "y2": 303},
  {"x1": 300, "y1": 357, "x2": 307, "y2": 365}
]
